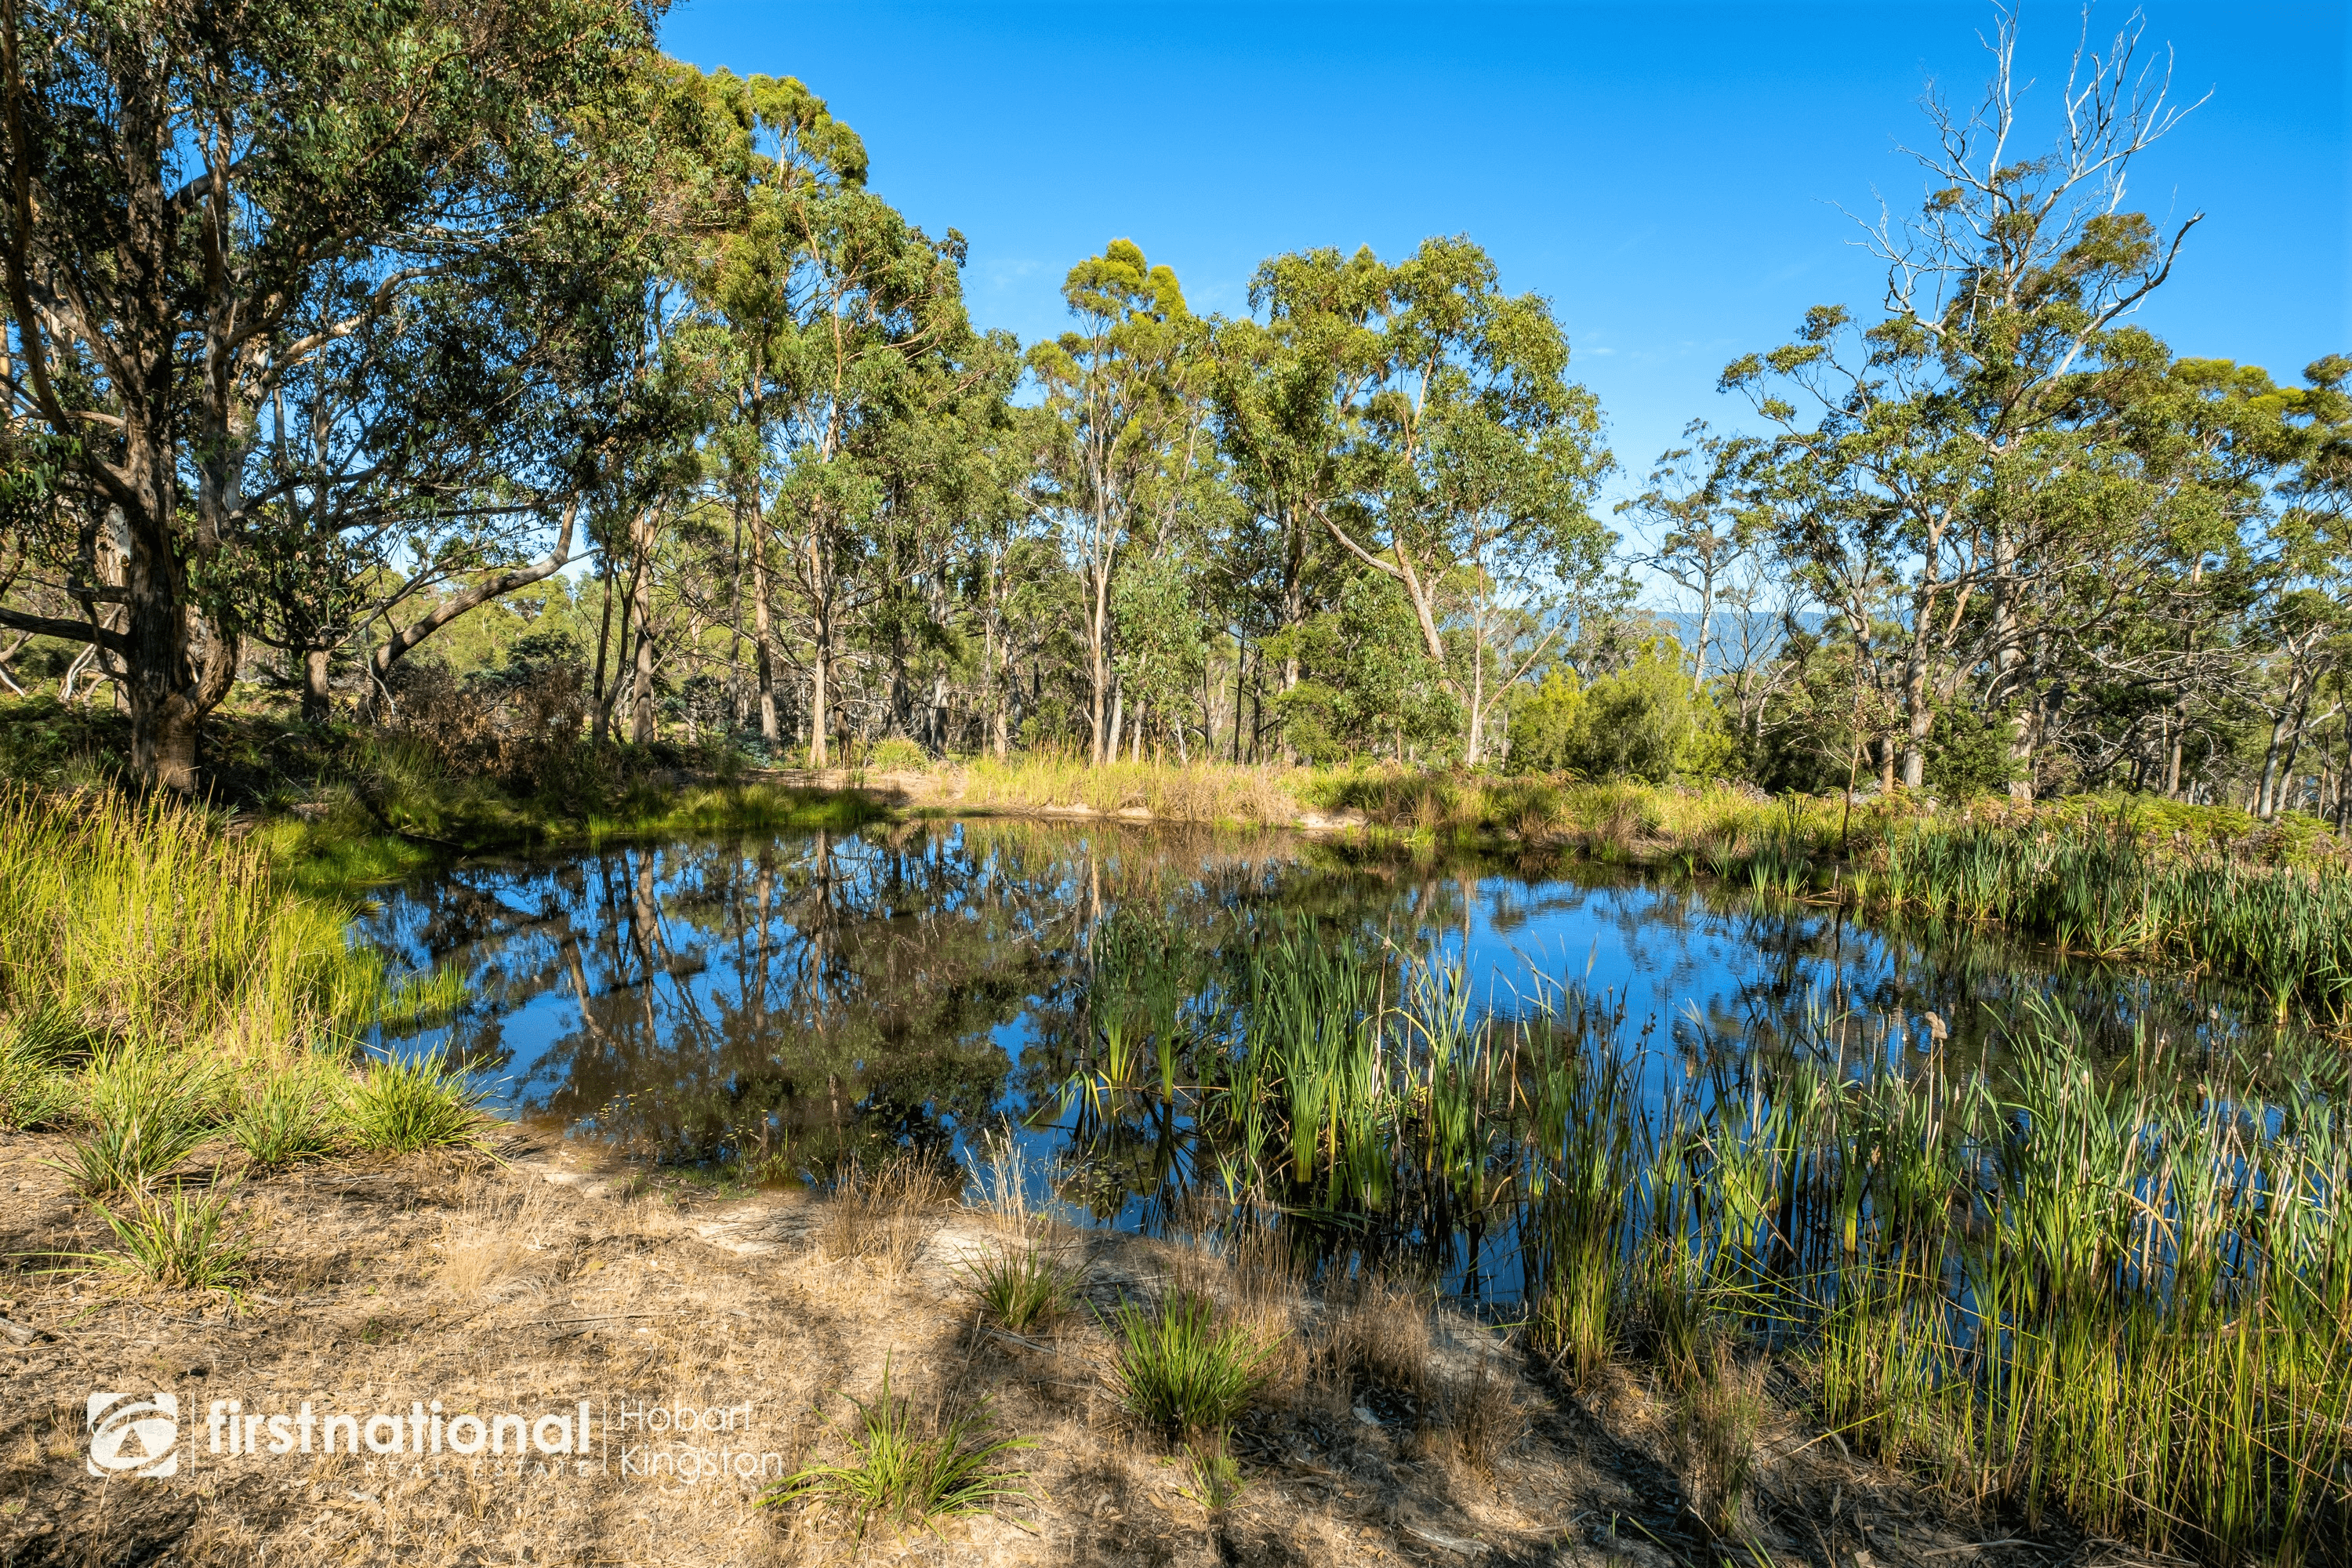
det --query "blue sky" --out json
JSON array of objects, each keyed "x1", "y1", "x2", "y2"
[{"x1": 659, "y1": 1, "x2": 2348, "y2": 535}]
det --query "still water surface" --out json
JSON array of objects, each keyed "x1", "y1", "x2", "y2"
[{"x1": 359, "y1": 818, "x2": 2277, "y2": 1250}]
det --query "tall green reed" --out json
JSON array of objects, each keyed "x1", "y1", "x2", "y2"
[{"x1": 1054, "y1": 919, "x2": 2350, "y2": 1564}]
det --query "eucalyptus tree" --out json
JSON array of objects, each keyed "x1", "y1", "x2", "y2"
[
  {"x1": 1723, "y1": 6, "x2": 2209, "y2": 796},
  {"x1": 2241, "y1": 357, "x2": 2351, "y2": 816},
  {"x1": 675, "y1": 67, "x2": 972, "y2": 766},
  {"x1": 0, "y1": 0, "x2": 659, "y2": 788},
  {"x1": 1301, "y1": 237, "x2": 1611, "y2": 766},
  {"x1": 1029, "y1": 240, "x2": 1210, "y2": 765},
  {"x1": 675, "y1": 67, "x2": 863, "y2": 747},
  {"x1": 1210, "y1": 246, "x2": 1387, "y2": 717}
]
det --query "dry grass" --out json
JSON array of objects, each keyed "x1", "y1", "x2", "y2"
[
  {"x1": 0, "y1": 1123, "x2": 2051, "y2": 1568},
  {"x1": 434, "y1": 1177, "x2": 555, "y2": 1297},
  {"x1": 950, "y1": 753, "x2": 1312, "y2": 826},
  {"x1": 821, "y1": 1152, "x2": 958, "y2": 1276},
  {"x1": 1438, "y1": 1359, "x2": 1527, "y2": 1476},
  {"x1": 1320, "y1": 1271, "x2": 1434, "y2": 1400},
  {"x1": 1672, "y1": 1342, "x2": 1769, "y2": 1539}
]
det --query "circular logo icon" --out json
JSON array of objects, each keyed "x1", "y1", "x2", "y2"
[{"x1": 87, "y1": 1392, "x2": 178, "y2": 1479}]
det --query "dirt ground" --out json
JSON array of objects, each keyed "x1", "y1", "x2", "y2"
[{"x1": 1, "y1": 1128, "x2": 2112, "y2": 1568}]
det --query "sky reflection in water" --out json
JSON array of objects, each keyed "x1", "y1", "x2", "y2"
[{"x1": 359, "y1": 819, "x2": 2274, "y2": 1251}]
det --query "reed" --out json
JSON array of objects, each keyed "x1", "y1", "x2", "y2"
[
  {"x1": 1865, "y1": 813, "x2": 2352, "y2": 1023},
  {"x1": 1053, "y1": 925, "x2": 2351, "y2": 1565},
  {"x1": 953, "y1": 752, "x2": 1309, "y2": 825},
  {"x1": 0, "y1": 785, "x2": 397, "y2": 1063}
]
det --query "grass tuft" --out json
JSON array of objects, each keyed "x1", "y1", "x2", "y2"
[
  {"x1": 73, "y1": 1180, "x2": 254, "y2": 1294},
  {"x1": 1102, "y1": 1289, "x2": 1276, "y2": 1445},
  {"x1": 45, "y1": 1047, "x2": 221, "y2": 1196},
  {"x1": 1177, "y1": 1429, "x2": 1250, "y2": 1515},
  {"x1": 763, "y1": 1356, "x2": 1032, "y2": 1538},
  {"x1": 963, "y1": 1243, "x2": 1080, "y2": 1334},
  {"x1": 342, "y1": 1046, "x2": 492, "y2": 1153},
  {"x1": 229, "y1": 1059, "x2": 343, "y2": 1167}
]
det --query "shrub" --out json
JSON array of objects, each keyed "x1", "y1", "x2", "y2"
[
  {"x1": 866, "y1": 735, "x2": 929, "y2": 773},
  {"x1": 341, "y1": 1047, "x2": 492, "y2": 1153},
  {"x1": 1507, "y1": 641, "x2": 1731, "y2": 782},
  {"x1": 764, "y1": 1357, "x2": 1032, "y2": 1538},
  {"x1": 1102, "y1": 1290, "x2": 1276, "y2": 1443}
]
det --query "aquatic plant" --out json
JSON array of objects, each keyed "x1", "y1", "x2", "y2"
[
  {"x1": 1869, "y1": 814, "x2": 2352, "y2": 1023},
  {"x1": 1051, "y1": 920, "x2": 2351, "y2": 1564}
]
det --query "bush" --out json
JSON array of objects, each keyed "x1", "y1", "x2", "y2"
[
  {"x1": 1923, "y1": 700, "x2": 2024, "y2": 799},
  {"x1": 866, "y1": 735, "x2": 929, "y2": 773},
  {"x1": 1508, "y1": 641, "x2": 1731, "y2": 782}
]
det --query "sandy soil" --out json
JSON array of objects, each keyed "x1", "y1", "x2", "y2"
[{"x1": 0, "y1": 1129, "x2": 2089, "y2": 1568}]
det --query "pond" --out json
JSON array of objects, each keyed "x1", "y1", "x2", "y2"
[{"x1": 356, "y1": 818, "x2": 2295, "y2": 1294}]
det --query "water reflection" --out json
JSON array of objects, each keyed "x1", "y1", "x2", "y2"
[{"x1": 362, "y1": 818, "x2": 2281, "y2": 1207}]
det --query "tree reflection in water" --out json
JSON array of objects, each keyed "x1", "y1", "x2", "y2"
[{"x1": 360, "y1": 820, "x2": 2281, "y2": 1225}]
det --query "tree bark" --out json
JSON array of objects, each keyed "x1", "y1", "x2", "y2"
[{"x1": 301, "y1": 646, "x2": 332, "y2": 724}]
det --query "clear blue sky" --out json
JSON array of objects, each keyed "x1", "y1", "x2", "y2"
[{"x1": 659, "y1": 1, "x2": 2348, "y2": 529}]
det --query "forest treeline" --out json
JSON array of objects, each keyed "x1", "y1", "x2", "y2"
[{"x1": 1, "y1": 2, "x2": 2345, "y2": 823}]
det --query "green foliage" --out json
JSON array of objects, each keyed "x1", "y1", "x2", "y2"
[
  {"x1": 1507, "y1": 642, "x2": 1732, "y2": 782},
  {"x1": 962, "y1": 1244, "x2": 1080, "y2": 1334},
  {"x1": 1266, "y1": 573, "x2": 1457, "y2": 765},
  {"x1": 229, "y1": 1061, "x2": 343, "y2": 1167},
  {"x1": 1870, "y1": 813, "x2": 2352, "y2": 1022},
  {"x1": 74, "y1": 1181, "x2": 255, "y2": 1295},
  {"x1": 1112, "y1": 555, "x2": 1209, "y2": 727},
  {"x1": 45, "y1": 1049, "x2": 223, "y2": 1197},
  {"x1": 1102, "y1": 1290, "x2": 1276, "y2": 1443},
  {"x1": 1177, "y1": 1431, "x2": 1250, "y2": 1515},
  {"x1": 1922, "y1": 701, "x2": 2024, "y2": 800},
  {"x1": 866, "y1": 735, "x2": 929, "y2": 772},
  {"x1": 341, "y1": 1047, "x2": 493, "y2": 1154},
  {"x1": 763, "y1": 1357, "x2": 1033, "y2": 1538},
  {"x1": 0, "y1": 1005, "x2": 82, "y2": 1132}
]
